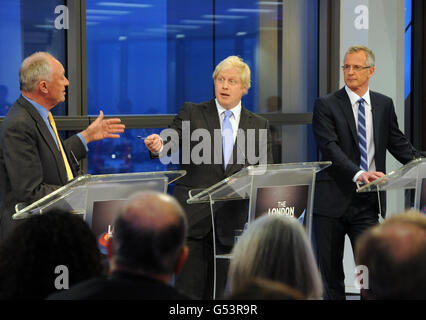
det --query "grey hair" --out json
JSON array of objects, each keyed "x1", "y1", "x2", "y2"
[
  {"x1": 19, "y1": 52, "x2": 54, "y2": 92},
  {"x1": 345, "y1": 45, "x2": 375, "y2": 67},
  {"x1": 228, "y1": 214, "x2": 323, "y2": 299}
]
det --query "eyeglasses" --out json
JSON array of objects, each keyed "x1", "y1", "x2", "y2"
[
  {"x1": 342, "y1": 65, "x2": 371, "y2": 72},
  {"x1": 216, "y1": 77, "x2": 239, "y2": 86}
]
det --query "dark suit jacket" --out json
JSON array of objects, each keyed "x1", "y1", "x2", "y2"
[
  {"x1": 0, "y1": 95, "x2": 87, "y2": 240},
  {"x1": 47, "y1": 270, "x2": 192, "y2": 300},
  {"x1": 165, "y1": 99, "x2": 273, "y2": 246},
  {"x1": 312, "y1": 87, "x2": 419, "y2": 218}
]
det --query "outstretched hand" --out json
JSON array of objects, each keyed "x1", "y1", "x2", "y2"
[{"x1": 80, "y1": 111, "x2": 125, "y2": 144}]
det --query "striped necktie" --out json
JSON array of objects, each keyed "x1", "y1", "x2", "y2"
[
  {"x1": 222, "y1": 110, "x2": 234, "y2": 168},
  {"x1": 48, "y1": 112, "x2": 74, "y2": 181},
  {"x1": 357, "y1": 98, "x2": 368, "y2": 172}
]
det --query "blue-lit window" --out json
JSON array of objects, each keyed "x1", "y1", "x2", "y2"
[
  {"x1": 86, "y1": 0, "x2": 283, "y2": 116},
  {"x1": 87, "y1": 128, "x2": 179, "y2": 174},
  {"x1": 0, "y1": 0, "x2": 67, "y2": 116},
  {"x1": 86, "y1": 0, "x2": 287, "y2": 174}
]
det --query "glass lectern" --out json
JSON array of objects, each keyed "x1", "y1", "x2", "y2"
[
  {"x1": 12, "y1": 171, "x2": 187, "y2": 229},
  {"x1": 357, "y1": 158, "x2": 426, "y2": 211},
  {"x1": 187, "y1": 162, "x2": 331, "y2": 299}
]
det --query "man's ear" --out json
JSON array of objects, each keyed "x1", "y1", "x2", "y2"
[
  {"x1": 368, "y1": 66, "x2": 375, "y2": 79},
  {"x1": 38, "y1": 80, "x2": 48, "y2": 94},
  {"x1": 174, "y1": 245, "x2": 189, "y2": 275}
]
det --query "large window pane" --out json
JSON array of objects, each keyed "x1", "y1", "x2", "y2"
[
  {"x1": 86, "y1": 0, "x2": 213, "y2": 116},
  {"x1": 85, "y1": 0, "x2": 284, "y2": 116},
  {"x1": 0, "y1": 0, "x2": 67, "y2": 116},
  {"x1": 85, "y1": 0, "x2": 320, "y2": 174}
]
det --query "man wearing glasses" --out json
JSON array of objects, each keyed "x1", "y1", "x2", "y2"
[{"x1": 312, "y1": 45, "x2": 421, "y2": 300}]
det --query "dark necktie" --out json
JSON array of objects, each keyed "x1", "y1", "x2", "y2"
[{"x1": 357, "y1": 98, "x2": 368, "y2": 172}]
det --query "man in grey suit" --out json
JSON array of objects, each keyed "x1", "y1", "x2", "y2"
[
  {"x1": 312, "y1": 45, "x2": 421, "y2": 300},
  {"x1": 0, "y1": 52, "x2": 125, "y2": 241},
  {"x1": 145, "y1": 56, "x2": 273, "y2": 299}
]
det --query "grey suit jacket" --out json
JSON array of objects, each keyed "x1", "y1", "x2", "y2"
[
  {"x1": 0, "y1": 95, "x2": 87, "y2": 240},
  {"x1": 167, "y1": 99, "x2": 273, "y2": 244},
  {"x1": 312, "y1": 87, "x2": 419, "y2": 218}
]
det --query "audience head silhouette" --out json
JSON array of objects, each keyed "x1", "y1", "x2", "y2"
[
  {"x1": 356, "y1": 210, "x2": 426, "y2": 300},
  {"x1": 47, "y1": 192, "x2": 191, "y2": 300},
  {"x1": 0, "y1": 210, "x2": 103, "y2": 299},
  {"x1": 228, "y1": 214, "x2": 323, "y2": 299},
  {"x1": 108, "y1": 191, "x2": 188, "y2": 283}
]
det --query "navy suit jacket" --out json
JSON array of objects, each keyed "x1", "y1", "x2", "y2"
[
  {"x1": 312, "y1": 87, "x2": 418, "y2": 218},
  {"x1": 0, "y1": 95, "x2": 87, "y2": 240},
  {"x1": 167, "y1": 99, "x2": 273, "y2": 245}
]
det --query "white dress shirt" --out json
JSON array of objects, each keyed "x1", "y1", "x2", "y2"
[
  {"x1": 345, "y1": 86, "x2": 376, "y2": 182},
  {"x1": 215, "y1": 99, "x2": 242, "y2": 142}
]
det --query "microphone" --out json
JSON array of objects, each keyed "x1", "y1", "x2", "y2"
[{"x1": 70, "y1": 150, "x2": 81, "y2": 176}]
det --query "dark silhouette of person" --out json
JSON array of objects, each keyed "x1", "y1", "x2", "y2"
[{"x1": 0, "y1": 210, "x2": 103, "y2": 299}]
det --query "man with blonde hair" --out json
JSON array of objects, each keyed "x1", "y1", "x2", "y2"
[
  {"x1": 145, "y1": 55, "x2": 273, "y2": 299},
  {"x1": 0, "y1": 52, "x2": 125, "y2": 240}
]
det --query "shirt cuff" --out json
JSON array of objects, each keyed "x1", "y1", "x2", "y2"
[
  {"x1": 353, "y1": 170, "x2": 364, "y2": 183},
  {"x1": 151, "y1": 145, "x2": 164, "y2": 156},
  {"x1": 77, "y1": 133, "x2": 89, "y2": 152}
]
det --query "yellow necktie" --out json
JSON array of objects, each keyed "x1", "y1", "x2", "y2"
[{"x1": 48, "y1": 112, "x2": 74, "y2": 181}]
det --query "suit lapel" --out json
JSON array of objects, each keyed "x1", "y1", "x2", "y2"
[
  {"x1": 370, "y1": 91, "x2": 380, "y2": 152},
  {"x1": 201, "y1": 99, "x2": 221, "y2": 133},
  {"x1": 201, "y1": 99, "x2": 225, "y2": 175},
  {"x1": 336, "y1": 88, "x2": 358, "y2": 145},
  {"x1": 19, "y1": 96, "x2": 68, "y2": 185}
]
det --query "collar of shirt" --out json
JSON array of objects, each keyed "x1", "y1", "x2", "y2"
[
  {"x1": 22, "y1": 95, "x2": 88, "y2": 152},
  {"x1": 215, "y1": 98, "x2": 242, "y2": 126},
  {"x1": 22, "y1": 95, "x2": 63, "y2": 151},
  {"x1": 22, "y1": 95, "x2": 50, "y2": 122},
  {"x1": 22, "y1": 95, "x2": 89, "y2": 151},
  {"x1": 344, "y1": 85, "x2": 371, "y2": 108}
]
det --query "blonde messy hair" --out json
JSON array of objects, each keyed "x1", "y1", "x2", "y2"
[{"x1": 212, "y1": 55, "x2": 251, "y2": 91}]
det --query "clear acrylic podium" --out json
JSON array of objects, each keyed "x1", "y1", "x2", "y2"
[
  {"x1": 357, "y1": 157, "x2": 426, "y2": 211},
  {"x1": 12, "y1": 171, "x2": 187, "y2": 228},
  {"x1": 187, "y1": 162, "x2": 331, "y2": 299}
]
